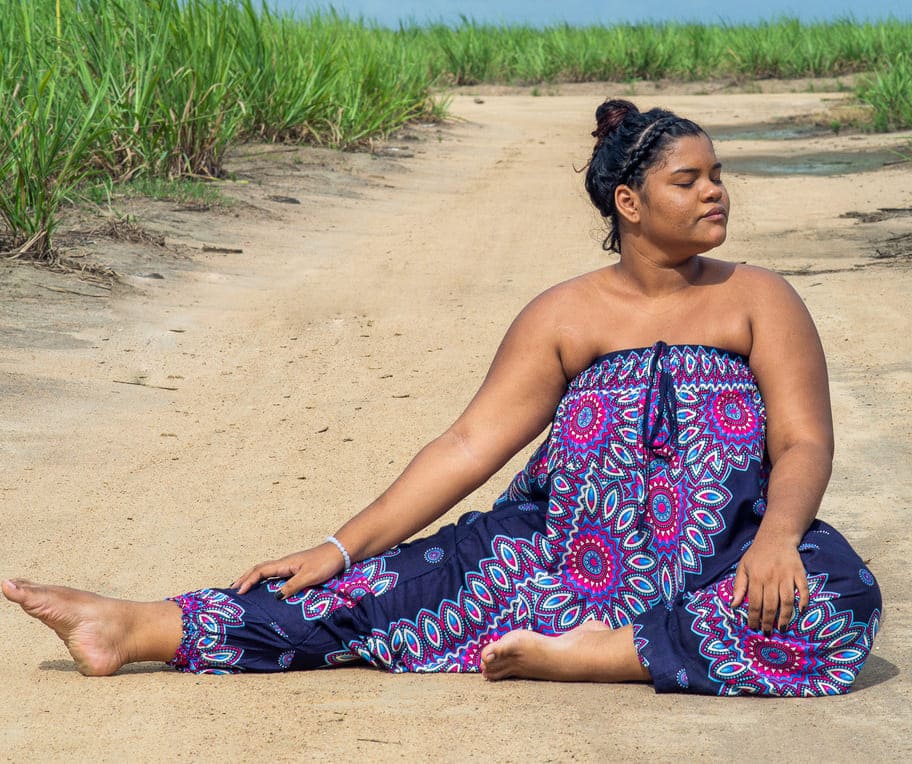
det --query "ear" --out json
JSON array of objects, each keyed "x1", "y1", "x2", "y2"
[{"x1": 614, "y1": 184, "x2": 641, "y2": 224}]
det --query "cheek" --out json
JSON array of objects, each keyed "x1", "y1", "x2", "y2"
[{"x1": 664, "y1": 199, "x2": 693, "y2": 224}]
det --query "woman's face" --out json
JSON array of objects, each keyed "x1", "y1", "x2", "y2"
[{"x1": 634, "y1": 133, "x2": 729, "y2": 258}]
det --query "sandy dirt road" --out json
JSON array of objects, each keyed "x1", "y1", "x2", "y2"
[{"x1": 1, "y1": 91, "x2": 910, "y2": 761}]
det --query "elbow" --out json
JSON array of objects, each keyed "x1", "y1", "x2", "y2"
[
  {"x1": 436, "y1": 425, "x2": 497, "y2": 482},
  {"x1": 770, "y1": 436, "x2": 833, "y2": 477}
]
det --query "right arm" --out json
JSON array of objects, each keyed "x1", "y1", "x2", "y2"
[{"x1": 234, "y1": 286, "x2": 576, "y2": 597}]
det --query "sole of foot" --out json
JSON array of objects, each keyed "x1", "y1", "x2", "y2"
[{"x1": 2, "y1": 579, "x2": 131, "y2": 676}]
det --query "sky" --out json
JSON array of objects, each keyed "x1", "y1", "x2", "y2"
[{"x1": 267, "y1": 0, "x2": 912, "y2": 26}]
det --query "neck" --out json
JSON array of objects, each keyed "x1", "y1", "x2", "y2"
[{"x1": 613, "y1": 241, "x2": 704, "y2": 298}]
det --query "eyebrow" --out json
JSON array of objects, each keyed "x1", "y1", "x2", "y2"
[{"x1": 670, "y1": 163, "x2": 723, "y2": 174}]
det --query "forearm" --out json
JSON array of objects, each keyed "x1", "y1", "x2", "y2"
[
  {"x1": 756, "y1": 441, "x2": 832, "y2": 547},
  {"x1": 331, "y1": 428, "x2": 506, "y2": 563}
]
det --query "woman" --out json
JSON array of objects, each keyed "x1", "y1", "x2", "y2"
[{"x1": 2, "y1": 100, "x2": 881, "y2": 696}]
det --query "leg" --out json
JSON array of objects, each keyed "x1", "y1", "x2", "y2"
[
  {"x1": 1, "y1": 579, "x2": 182, "y2": 676},
  {"x1": 480, "y1": 621, "x2": 652, "y2": 683},
  {"x1": 634, "y1": 545, "x2": 882, "y2": 695}
]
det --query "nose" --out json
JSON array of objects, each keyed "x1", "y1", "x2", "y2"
[{"x1": 701, "y1": 179, "x2": 723, "y2": 202}]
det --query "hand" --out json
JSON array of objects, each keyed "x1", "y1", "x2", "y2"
[
  {"x1": 731, "y1": 537, "x2": 810, "y2": 634},
  {"x1": 231, "y1": 543, "x2": 345, "y2": 598}
]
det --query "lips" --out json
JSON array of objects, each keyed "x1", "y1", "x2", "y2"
[{"x1": 701, "y1": 206, "x2": 728, "y2": 220}]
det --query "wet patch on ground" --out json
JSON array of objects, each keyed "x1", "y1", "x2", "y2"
[
  {"x1": 712, "y1": 123, "x2": 834, "y2": 141},
  {"x1": 724, "y1": 150, "x2": 906, "y2": 176}
]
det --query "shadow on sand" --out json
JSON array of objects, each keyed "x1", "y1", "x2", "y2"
[
  {"x1": 852, "y1": 653, "x2": 900, "y2": 691},
  {"x1": 39, "y1": 659, "x2": 166, "y2": 675}
]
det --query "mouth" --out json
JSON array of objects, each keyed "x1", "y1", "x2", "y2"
[{"x1": 701, "y1": 206, "x2": 728, "y2": 221}]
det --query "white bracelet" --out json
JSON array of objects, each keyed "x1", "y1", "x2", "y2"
[{"x1": 326, "y1": 535, "x2": 352, "y2": 571}]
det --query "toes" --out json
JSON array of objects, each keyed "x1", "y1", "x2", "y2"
[
  {"x1": 481, "y1": 658, "x2": 510, "y2": 681},
  {"x1": 2, "y1": 579, "x2": 26, "y2": 603},
  {"x1": 2, "y1": 579, "x2": 43, "y2": 606}
]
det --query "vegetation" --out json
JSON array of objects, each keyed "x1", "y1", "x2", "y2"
[
  {"x1": 857, "y1": 54, "x2": 912, "y2": 132},
  {"x1": 0, "y1": 0, "x2": 443, "y2": 260},
  {"x1": 0, "y1": 1, "x2": 909, "y2": 261},
  {"x1": 423, "y1": 17, "x2": 910, "y2": 84}
]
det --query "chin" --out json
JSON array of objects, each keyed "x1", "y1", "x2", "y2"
[{"x1": 700, "y1": 230, "x2": 728, "y2": 253}]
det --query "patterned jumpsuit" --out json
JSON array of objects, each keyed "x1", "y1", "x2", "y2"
[{"x1": 168, "y1": 343, "x2": 881, "y2": 696}]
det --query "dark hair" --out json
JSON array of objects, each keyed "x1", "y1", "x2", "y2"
[{"x1": 584, "y1": 99, "x2": 706, "y2": 253}]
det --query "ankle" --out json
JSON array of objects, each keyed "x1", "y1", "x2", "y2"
[{"x1": 121, "y1": 600, "x2": 184, "y2": 664}]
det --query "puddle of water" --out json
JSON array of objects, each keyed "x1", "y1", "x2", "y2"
[
  {"x1": 723, "y1": 151, "x2": 903, "y2": 176},
  {"x1": 712, "y1": 123, "x2": 832, "y2": 141}
]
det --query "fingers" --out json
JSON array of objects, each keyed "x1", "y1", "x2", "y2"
[
  {"x1": 276, "y1": 546, "x2": 343, "y2": 599},
  {"x1": 734, "y1": 564, "x2": 777, "y2": 633},
  {"x1": 234, "y1": 560, "x2": 295, "y2": 595},
  {"x1": 276, "y1": 568, "x2": 314, "y2": 600},
  {"x1": 734, "y1": 545, "x2": 811, "y2": 633},
  {"x1": 774, "y1": 569, "x2": 810, "y2": 632},
  {"x1": 230, "y1": 546, "x2": 342, "y2": 598},
  {"x1": 730, "y1": 565, "x2": 748, "y2": 609},
  {"x1": 796, "y1": 570, "x2": 810, "y2": 614},
  {"x1": 746, "y1": 582, "x2": 763, "y2": 632},
  {"x1": 230, "y1": 567, "x2": 256, "y2": 592},
  {"x1": 777, "y1": 580, "x2": 796, "y2": 631},
  {"x1": 743, "y1": 576, "x2": 804, "y2": 633}
]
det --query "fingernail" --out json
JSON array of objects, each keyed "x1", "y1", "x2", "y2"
[
  {"x1": 274, "y1": 590, "x2": 285, "y2": 601},
  {"x1": 3, "y1": 580, "x2": 17, "y2": 590}
]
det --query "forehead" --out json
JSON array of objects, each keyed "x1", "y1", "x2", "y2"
[{"x1": 657, "y1": 133, "x2": 718, "y2": 169}]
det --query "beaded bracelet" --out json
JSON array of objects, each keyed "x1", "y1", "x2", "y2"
[{"x1": 326, "y1": 535, "x2": 352, "y2": 571}]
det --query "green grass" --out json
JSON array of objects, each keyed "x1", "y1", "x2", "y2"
[
  {"x1": 83, "y1": 176, "x2": 230, "y2": 209},
  {"x1": 857, "y1": 53, "x2": 912, "y2": 131},
  {"x1": 419, "y1": 17, "x2": 909, "y2": 84},
  {"x1": 1, "y1": 1, "x2": 910, "y2": 259}
]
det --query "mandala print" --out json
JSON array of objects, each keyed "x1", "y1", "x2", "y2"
[
  {"x1": 424, "y1": 547, "x2": 445, "y2": 564},
  {"x1": 347, "y1": 533, "x2": 550, "y2": 672},
  {"x1": 644, "y1": 465, "x2": 729, "y2": 601},
  {"x1": 686, "y1": 574, "x2": 880, "y2": 696},
  {"x1": 168, "y1": 589, "x2": 247, "y2": 674},
  {"x1": 271, "y1": 548, "x2": 401, "y2": 621},
  {"x1": 632, "y1": 622, "x2": 651, "y2": 668},
  {"x1": 555, "y1": 390, "x2": 615, "y2": 463},
  {"x1": 672, "y1": 357, "x2": 766, "y2": 486},
  {"x1": 495, "y1": 442, "x2": 550, "y2": 505},
  {"x1": 542, "y1": 461, "x2": 658, "y2": 629},
  {"x1": 166, "y1": 345, "x2": 880, "y2": 695}
]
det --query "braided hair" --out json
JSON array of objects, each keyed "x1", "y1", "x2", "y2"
[{"x1": 584, "y1": 99, "x2": 706, "y2": 253}]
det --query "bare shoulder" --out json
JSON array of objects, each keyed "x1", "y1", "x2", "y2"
[
  {"x1": 722, "y1": 264, "x2": 823, "y2": 367},
  {"x1": 507, "y1": 271, "x2": 607, "y2": 376},
  {"x1": 724, "y1": 262, "x2": 802, "y2": 306},
  {"x1": 517, "y1": 271, "x2": 602, "y2": 325}
]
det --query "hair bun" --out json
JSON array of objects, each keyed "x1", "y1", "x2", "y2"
[{"x1": 592, "y1": 99, "x2": 638, "y2": 142}]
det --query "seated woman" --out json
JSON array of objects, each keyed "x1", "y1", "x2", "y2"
[{"x1": 2, "y1": 99, "x2": 881, "y2": 696}]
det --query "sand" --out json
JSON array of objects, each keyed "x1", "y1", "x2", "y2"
[{"x1": 0, "y1": 88, "x2": 910, "y2": 761}]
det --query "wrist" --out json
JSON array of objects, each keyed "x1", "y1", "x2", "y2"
[
  {"x1": 753, "y1": 523, "x2": 802, "y2": 548},
  {"x1": 325, "y1": 535, "x2": 352, "y2": 571}
]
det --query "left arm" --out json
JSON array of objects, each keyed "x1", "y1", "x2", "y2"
[{"x1": 731, "y1": 267, "x2": 834, "y2": 633}]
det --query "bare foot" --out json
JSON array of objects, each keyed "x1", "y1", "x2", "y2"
[
  {"x1": 1, "y1": 579, "x2": 179, "y2": 676},
  {"x1": 480, "y1": 621, "x2": 650, "y2": 683}
]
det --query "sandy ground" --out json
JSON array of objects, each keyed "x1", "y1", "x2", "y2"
[{"x1": 1, "y1": 88, "x2": 910, "y2": 761}]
